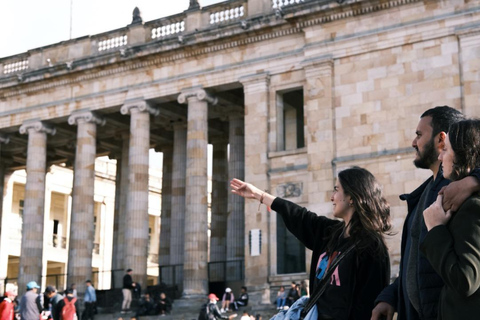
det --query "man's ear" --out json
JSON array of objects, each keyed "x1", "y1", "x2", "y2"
[{"x1": 437, "y1": 131, "x2": 447, "y2": 149}]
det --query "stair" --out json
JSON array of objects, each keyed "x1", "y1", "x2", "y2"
[{"x1": 94, "y1": 300, "x2": 279, "y2": 320}]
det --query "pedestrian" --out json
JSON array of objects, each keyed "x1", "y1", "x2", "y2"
[
  {"x1": 0, "y1": 291, "x2": 17, "y2": 320},
  {"x1": 240, "y1": 310, "x2": 250, "y2": 320},
  {"x1": 121, "y1": 269, "x2": 136, "y2": 314},
  {"x1": 156, "y1": 292, "x2": 171, "y2": 316},
  {"x1": 299, "y1": 280, "x2": 309, "y2": 297},
  {"x1": 69, "y1": 285, "x2": 77, "y2": 299},
  {"x1": 421, "y1": 119, "x2": 480, "y2": 319},
  {"x1": 135, "y1": 293, "x2": 154, "y2": 317},
  {"x1": 201, "y1": 294, "x2": 236, "y2": 320},
  {"x1": 231, "y1": 166, "x2": 392, "y2": 319},
  {"x1": 220, "y1": 288, "x2": 233, "y2": 313},
  {"x1": 371, "y1": 106, "x2": 480, "y2": 320},
  {"x1": 275, "y1": 286, "x2": 286, "y2": 310},
  {"x1": 20, "y1": 281, "x2": 41, "y2": 320},
  {"x1": 231, "y1": 287, "x2": 248, "y2": 311},
  {"x1": 285, "y1": 282, "x2": 298, "y2": 307},
  {"x1": 82, "y1": 280, "x2": 96, "y2": 320},
  {"x1": 55, "y1": 289, "x2": 79, "y2": 320},
  {"x1": 44, "y1": 286, "x2": 63, "y2": 320}
]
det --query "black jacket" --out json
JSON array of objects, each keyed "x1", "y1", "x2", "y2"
[
  {"x1": 376, "y1": 173, "x2": 448, "y2": 320},
  {"x1": 272, "y1": 198, "x2": 390, "y2": 320},
  {"x1": 123, "y1": 274, "x2": 134, "y2": 290}
]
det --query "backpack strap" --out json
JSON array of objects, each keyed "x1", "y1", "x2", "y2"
[{"x1": 300, "y1": 243, "x2": 356, "y2": 320}]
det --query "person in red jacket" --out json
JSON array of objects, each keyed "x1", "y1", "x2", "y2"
[{"x1": 0, "y1": 291, "x2": 17, "y2": 320}]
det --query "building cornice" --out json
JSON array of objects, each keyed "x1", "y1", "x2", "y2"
[{"x1": 0, "y1": 0, "x2": 448, "y2": 99}]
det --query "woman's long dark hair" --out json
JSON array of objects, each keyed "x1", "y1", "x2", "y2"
[
  {"x1": 325, "y1": 166, "x2": 392, "y2": 255},
  {"x1": 447, "y1": 119, "x2": 480, "y2": 181}
]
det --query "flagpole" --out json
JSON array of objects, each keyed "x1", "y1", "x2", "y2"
[{"x1": 69, "y1": 0, "x2": 73, "y2": 39}]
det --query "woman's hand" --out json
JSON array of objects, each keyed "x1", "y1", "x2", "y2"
[
  {"x1": 230, "y1": 178, "x2": 261, "y2": 200},
  {"x1": 423, "y1": 194, "x2": 452, "y2": 231}
]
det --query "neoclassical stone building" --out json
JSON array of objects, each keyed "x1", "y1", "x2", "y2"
[{"x1": 1, "y1": 0, "x2": 479, "y2": 303}]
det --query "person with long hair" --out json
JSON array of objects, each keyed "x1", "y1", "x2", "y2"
[
  {"x1": 231, "y1": 166, "x2": 392, "y2": 319},
  {"x1": 422, "y1": 119, "x2": 480, "y2": 319}
]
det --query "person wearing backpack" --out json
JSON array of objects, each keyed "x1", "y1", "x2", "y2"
[
  {"x1": 199, "y1": 294, "x2": 236, "y2": 320},
  {"x1": 55, "y1": 289, "x2": 79, "y2": 320}
]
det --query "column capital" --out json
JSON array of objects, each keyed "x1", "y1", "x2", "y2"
[
  {"x1": 301, "y1": 56, "x2": 334, "y2": 77},
  {"x1": 120, "y1": 100, "x2": 159, "y2": 116},
  {"x1": 177, "y1": 88, "x2": 218, "y2": 105},
  {"x1": 68, "y1": 110, "x2": 106, "y2": 126},
  {"x1": 239, "y1": 72, "x2": 270, "y2": 86},
  {"x1": 0, "y1": 133, "x2": 9, "y2": 144},
  {"x1": 19, "y1": 120, "x2": 56, "y2": 136}
]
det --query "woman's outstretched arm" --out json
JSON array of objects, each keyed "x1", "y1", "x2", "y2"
[{"x1": 230, "y1": 178, "x2": 276, "y2": 207}]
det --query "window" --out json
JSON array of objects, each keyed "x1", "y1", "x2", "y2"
[
  {"x1": 276, "y1": 218, "x2": 305, "y2": 274},
  {"x1": 277, "y1": 88, "x2": 305, "y2": 151},
  {"x1": 19, "y1": 200, "x2": 24, "y2": 216}
]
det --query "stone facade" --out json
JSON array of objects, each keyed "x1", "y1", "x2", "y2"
[{"x1": 1, "y1": 0, "x2": 480, "y2": 302}]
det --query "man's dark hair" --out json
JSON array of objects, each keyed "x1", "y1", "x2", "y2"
[
  {"x1": 241, "y1": 286, "x2": 247, "y2": 291},
  {"x1": 45, "y1": 286, "x2": 56, "y2": 293},
  {"x1": 421, "y1": 106, "x2": 465, "y2": 137},
  {"x1": 85, "y1": 280, "x2": 92, "y2": 284}
]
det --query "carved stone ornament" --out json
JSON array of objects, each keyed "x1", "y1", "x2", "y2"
[
  {"x1": 276, "y1": 182, "x2": 303, "y2": 198},
  {"x1": 177, "y1": 89, "x2": 218, "y2": 105},
  {"x1": 19, "y1": 120, "x2": 56, "y2": 136},
  {"x1": 131, "y1": 7, "x2": 143, "y2": 25},
  {"x1": 120, "y1": 100, "x2": 159, "y2": 116},
  {"x1": 68, "y1": 111, "x2": 106, "y2": 126},
  {"x1": 189, "y1": 0, "x2": 200, "y2": 10}
]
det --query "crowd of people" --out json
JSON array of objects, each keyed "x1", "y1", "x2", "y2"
[
  {"x1": 0, "y1": 280, "x2": 91, "y2": 320},
  {"x1": 4, "y1": 105, "x2": 480, "y2": 320}
]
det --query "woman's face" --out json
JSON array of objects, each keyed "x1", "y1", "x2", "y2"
[
  {"x1": 439, "y1": 133, "x2": 455, "y2": 179},
  {"x1": 331, "y1": 180, "x2": 353, "y2": 220}
]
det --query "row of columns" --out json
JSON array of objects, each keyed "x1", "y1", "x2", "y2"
[{"x1": 13, "y1": 87, "x2": 247, "y2": 298}]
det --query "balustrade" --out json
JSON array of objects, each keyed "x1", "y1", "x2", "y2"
[
  {"x1": 97, "y1": 35, "x2": 128, "y2": 52},
  {"x1": 272, "y1": 0, "x2": 305, "y2": 9},
  {"x1": 3, "y1": 59, "x2": 28, "y2": 74},
  {"x1": 151, "y1": 19, "x2": 185, "y2": 39},
  {"x1": 209, "y1": 4, "x2": 245, "y2": 25}
]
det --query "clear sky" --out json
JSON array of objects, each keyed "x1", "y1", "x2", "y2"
[{"x1": 0, "y1": 0, "x2": 223, "y2": 59}]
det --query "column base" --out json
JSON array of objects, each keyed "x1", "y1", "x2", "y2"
[{"x1": 174, "y1": 294, "x2": 207, "y2": 309}]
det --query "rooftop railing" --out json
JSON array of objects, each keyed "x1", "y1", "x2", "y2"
[{"x1": 0, "y1": 0, "x2": 328, "y2": 78}]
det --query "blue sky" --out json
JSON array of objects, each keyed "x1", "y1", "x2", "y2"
[{"x1": 0, "y1": 0, "x2": 223, "y2": 58}]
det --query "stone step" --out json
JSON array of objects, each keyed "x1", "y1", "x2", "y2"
[{"x1": 93, "y1": 301, "x2": 279, "y2": 320}]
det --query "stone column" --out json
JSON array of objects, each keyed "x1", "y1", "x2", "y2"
[
  {"x1": 169, "y1": 123, "x2": 187, "y2": 287},
  {"x1": 239, "y1": 73, "x2": 270, "y2": 303},
  {"x1": 18, "y1": 120, "x2": 55, "y2": 295},
  {"x1": 67, "y1": 110, "x2": 105, "y2": 294},
  {"x1": 209, "y1": 137, "x2": 228, "y2": 280},
  {"x1": 177, "y1": 88, "x2": 217, "y2": 297},
  {"x1": 302, "y1": 59, "x2": 335, "y2": 213},
  {"x1": 0, "y1": 134, "x2": 9, "y2": 244},
  {"x1": 457, "y1": 29, "x2": 480, "y2": 116},
  {"x1": 120, "y1": 101, "x2": 159, "y2": 288},
  {"x1": 226, "y1": 115, "x2": 245, "y2": 279},
  {"x1": 159, "y1": 145, "x2": 173, "y2": 269},
  {"x1": 112, "y1": 133, "x2": 130, "y2": 288}
]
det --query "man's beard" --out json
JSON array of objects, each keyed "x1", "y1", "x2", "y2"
[{"x1": 413, "y1": 138, "x2": 438, "y2": 169}]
